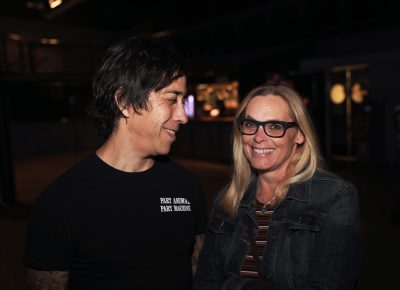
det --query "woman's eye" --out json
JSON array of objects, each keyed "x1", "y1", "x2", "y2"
[
  {"x1": 244, "y1": 121, "x2": 256, "y2": 128},
  {"x1": 269, "y1": 123, "x2": 284, "y2": 130}
]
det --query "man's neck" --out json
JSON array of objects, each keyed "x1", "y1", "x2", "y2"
[{"x1": 96, "y1": 134, "x2": 155, "y2": 173}]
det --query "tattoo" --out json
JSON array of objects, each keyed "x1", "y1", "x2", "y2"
[
  {"x1": 26, "y1": 268, "x2": 69, "y2": 290},
  {"x1": 192, "y1": 233, "x2": 205, "y2": 275}
]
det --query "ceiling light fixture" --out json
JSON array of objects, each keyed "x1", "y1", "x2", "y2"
[{"x1": 49, "y1": 0, "x2": 63, "y2": 9}]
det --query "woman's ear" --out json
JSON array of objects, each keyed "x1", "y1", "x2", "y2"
[
  {"x1": 295, "y1": 129, "x2": 305, "y2": 145},
  {"x1": 114, "y1": 88, "x2": 130, "y2": 118}
]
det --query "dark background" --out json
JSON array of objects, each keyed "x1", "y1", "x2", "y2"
[
  {"x1": 2, "y1": 0, "x2": 400, "y2": 161},
  {"x1": 1, "y1": 0, "x2": 400, "y2": 289}
]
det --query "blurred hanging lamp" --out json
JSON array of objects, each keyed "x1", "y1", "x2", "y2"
[
  {"x1": 330, "y1": 83, "x2": 346, "y2": 105},
  {"x1": 351, "y1": 83, "x2": 367, "y2": 104}
]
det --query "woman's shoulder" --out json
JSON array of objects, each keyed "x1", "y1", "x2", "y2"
[
  {"x1": 308, "y1": 168, "x2": 357, "y2": 197},
  {"x1": 207, "y1": 185, "x2": 234, "y2": 220},
  {"x1": 313, "y1": 168, "x2": 354, "y2": 184},
  {"x1": 216, "y1": 184, "x2": 229, "y2": 197}
]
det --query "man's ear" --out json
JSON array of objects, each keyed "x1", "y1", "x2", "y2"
[{"x1": 114, "y1": 88, "x2": 130, "y2": 118}]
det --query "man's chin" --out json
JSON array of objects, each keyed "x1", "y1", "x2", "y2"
[{"x1": 158, "y1": 146, "x2": 172, "y2": 156}]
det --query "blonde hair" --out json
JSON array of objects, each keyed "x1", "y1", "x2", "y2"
[{"x1": 221, "y1": 85, "x2": 323, "y2": 216}]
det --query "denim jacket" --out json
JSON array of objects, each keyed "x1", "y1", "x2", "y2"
[{"x1": 194, "y1": 169, "x2": 361, "y2": 290}]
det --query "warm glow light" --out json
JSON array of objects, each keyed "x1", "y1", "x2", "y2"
[
  {"x1": 49, "y1": 0, "x2": 62, "y2": 9},
  {"x1": 351, "y1": 83, "x2": 367, "y2": 104},
  {"x1": 224, "y1": 99, "x2": 238, "y2": 109},
  {"x1": 330, "y1": 83, "x2": 346, "y2": 105},
  {"x1": 210, "y1": 108, "x2": 220, "y2": 117},
  {"x1": 196, "y1": 81, "x2": 239, "y2": 116},
  {"x1": 40, "y1": 38, "x2": 60, "y2": 45},
  {"x1": 48, "y1": 38, "x2": 59, "y2": 45},
  {"x1": 203, "y1": 104, "x2": 213, "y2": 111},
  {"x1": 8, "y1": 33, "x2": 22, "y2": 41}
]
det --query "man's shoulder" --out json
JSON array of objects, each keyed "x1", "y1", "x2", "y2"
[
  {"x1": 52, "y1": 152, "x2": 97, "y2": 181},
  {"x1": 156, "y1": 156, "x2": 197, "y2": 178},
  {"x1": 36, "y1": 153, "x2": 99, "y2": 201},
  {"x1": 154, "y1": 157, "x2": 204, "y2": 196}
]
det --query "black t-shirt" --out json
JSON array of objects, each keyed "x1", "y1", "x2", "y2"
[{"x1": 24, "y1": 153, "x2": 207, "y2": 290}]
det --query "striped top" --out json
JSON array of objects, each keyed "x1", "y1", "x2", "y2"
[{"x1": 240, "y1": 199, "x2": 274, "y2": 279}]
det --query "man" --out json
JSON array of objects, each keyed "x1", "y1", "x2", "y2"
[{"x1": 24, "y1": 36, "x2": 206, "y2": 290}]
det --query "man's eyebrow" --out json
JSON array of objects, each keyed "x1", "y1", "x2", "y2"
[{"x1": 164, "y1": 89, "x2": 186, "y2": 95}]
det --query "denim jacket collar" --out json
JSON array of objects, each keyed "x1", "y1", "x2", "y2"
[
  {"x1": 286, "y1": 179, "x2": 311, "y2": 202},
  {"x1": 238, "y1": 175, "x2": 312, "y2": 211}
]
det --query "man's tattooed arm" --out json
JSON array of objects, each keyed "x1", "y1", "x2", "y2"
[
  {"x1": 26, "y1": 267, "x2": 69, "y2": 290},
  {"x1": 192, "y1": 233, "x2": 205, "y2": 276}
]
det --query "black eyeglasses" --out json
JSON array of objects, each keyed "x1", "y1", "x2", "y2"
[{"x1": 236, "y1": 118, "x2": 297, "y2": 138}]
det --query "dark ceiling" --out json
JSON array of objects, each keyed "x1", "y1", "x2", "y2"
[
  {"x1": 2, "y1": 0, "x2": 282, "y2": 31},
  {"x1": 2, "y1": 0, "x2": 398, "y2": 35},
  {"x1": 1, "y1": 0, "x2": 400, "y2": 76}
]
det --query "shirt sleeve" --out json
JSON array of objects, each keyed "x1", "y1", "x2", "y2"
[{"x1": 24, "y1": 184, "x2": 72, "y2": 271}]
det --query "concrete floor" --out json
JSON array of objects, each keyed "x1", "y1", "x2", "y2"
[{"x1": 1, "y1": 150, "x2": 399, "y2": 290}]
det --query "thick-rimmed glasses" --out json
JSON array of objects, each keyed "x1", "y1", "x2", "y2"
[{"x1": 236, "y1": 118, "x2": 297, "y2": 138}]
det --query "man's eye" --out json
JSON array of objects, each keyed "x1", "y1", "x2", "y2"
[{"x1": 168, "y1": 98, "x2": 178, "y2": 104}]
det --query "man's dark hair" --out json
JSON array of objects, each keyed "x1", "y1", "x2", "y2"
[{"x1": 88, "y1": 36, "x2": 186, "y2": 139}]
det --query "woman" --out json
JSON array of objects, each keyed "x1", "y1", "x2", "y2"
[{"x1": 194, "y1": 85, "x2": 360, "y2": 289}]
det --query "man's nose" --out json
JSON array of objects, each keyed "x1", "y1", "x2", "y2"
[{"x1": 176, "y1": 101, "x2": 188, "y2": 125}]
